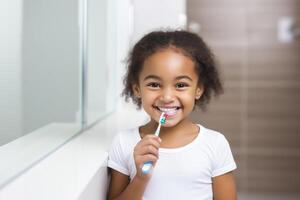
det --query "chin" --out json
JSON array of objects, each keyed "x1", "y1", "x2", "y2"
[
  {"x1": 162, "y1": 124, "x2": 175, "y2": 128},
  {"x1": 161, "y1": 118, "x2": 181, "y2": 128}
]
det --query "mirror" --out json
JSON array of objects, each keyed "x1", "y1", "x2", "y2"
[
  {"x1": 0, "y1": 0, "x2": 118, "y2": 188},
  {"x1": 0, "y1": 0, "x2": 82, "y2": 187},
  {"x1": 0, "y1": 1, "x2": 81, "y2": 146},
  {"x1": 86, "y1": 0, "x2": 118, "y2": 125}
]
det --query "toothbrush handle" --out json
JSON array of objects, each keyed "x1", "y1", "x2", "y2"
[
  {"x1": 154, "y1": 123, "x2": 161, "y2": 136},
  {"x1": 141, "y1": 120, "x2": 162, "y2": 174},
  {"x1": 141, "y1": 161, "x2": 153, "y2": 174},
  {"x1": 141, "y1": 134, "x2": 157, "y2": 174},
  {"x1": 141, "y1": 130, "x2": 158, "y2": 174}
]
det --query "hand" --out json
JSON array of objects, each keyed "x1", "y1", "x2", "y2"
[{"x1": 133, "y1": 135, "x2": 161, "y2": 179}]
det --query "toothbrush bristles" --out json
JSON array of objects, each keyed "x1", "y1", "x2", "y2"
[
  {"x1": 160, "y1": 112, "x2": 167, "y2": 125},
  {"x1": 154, "y1": 113, "x2": 167, "y2": 136}
]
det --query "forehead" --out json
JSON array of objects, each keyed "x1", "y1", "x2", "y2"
[{"x1": 140, "y1": 49, "x2": 198, "y2": 80}]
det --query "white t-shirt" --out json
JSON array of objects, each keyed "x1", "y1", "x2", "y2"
[{"x1": 108, "y1": 124, "x2": 237, "y2": 200}]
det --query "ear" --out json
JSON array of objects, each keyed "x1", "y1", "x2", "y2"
[
  {"x1": 132, "y1": 84, "x2": 141, "y2": 98},
  {"x1": 195, "y1": 85, "x2": 204, "y2": 100}
]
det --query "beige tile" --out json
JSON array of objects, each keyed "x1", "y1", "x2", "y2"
[{"x1": 187, "y1": 0, "x2": 300, "y2": 194}]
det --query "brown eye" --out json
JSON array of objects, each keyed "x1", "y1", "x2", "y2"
[
  {"x1": 147, "y1": 82, "x2": 161, "y2": 88},
  {"x1": 176, "y1": 82, "x2": 188, "y2": 89}
]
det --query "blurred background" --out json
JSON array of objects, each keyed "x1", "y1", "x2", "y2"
[
  {"x1": 0, "y1": 0, "x2": 299, "y2": 199},
  {"x1": 187, "y1": 0, "x2": 300, "y2": 198}
]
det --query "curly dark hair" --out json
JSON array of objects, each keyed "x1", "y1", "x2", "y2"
[{"x1": 122, "y1": 30, "x2": 223, "y2": 110}]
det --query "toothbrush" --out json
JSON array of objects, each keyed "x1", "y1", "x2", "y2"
[{"x1": 141, "y1": 112, "x2": 167, "y2": 174}]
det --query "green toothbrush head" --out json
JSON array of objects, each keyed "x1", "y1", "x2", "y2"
[{"x1": 160, "y1": 113, "x2": 168, "y2": 125}]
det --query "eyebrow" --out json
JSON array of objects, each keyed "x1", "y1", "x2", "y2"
[
  {"x1": 143, "y1": 75, "x2": 193, "y2": 81},
  {"x1": 143, "y1": 75, "x2": 162, "y2": 81},
  {"x1": 175, "y1": 75, "x2": 193, "y2": 81}
]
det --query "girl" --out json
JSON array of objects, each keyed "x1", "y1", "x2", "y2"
[{"x1": 107, "y1": 30, "x2": 237, "y2": 200}]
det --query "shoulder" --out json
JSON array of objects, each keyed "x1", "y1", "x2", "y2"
[
  {"x1": 200, "y1": 125, "x2": 228, "y2": 144},
  {"x1": 199, "y1": 125, "x2": 237, "y2": 176},
  {"x1": 108, "y1": 127, "x2": 140, "y2": 163},
  {"x1": 198, "y1": 125, "x2": 232, "y2": 154},
  {"x1": 108, "y1": 128, "x2": 140, "y2": 176},
  {"x1": 110, "y1": 127, "x2": 140, "y2": 150}
]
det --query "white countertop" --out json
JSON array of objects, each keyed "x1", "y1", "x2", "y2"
[{"x1": 0, "y1": 102, "x2": 148, "y2": 200}]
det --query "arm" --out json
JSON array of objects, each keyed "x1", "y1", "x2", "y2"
[
  {"x1": 212, "y1": 171, "x2": 237, "y2": 200},
  {"x1": 107, "y1": 169, "x2": 149, "y2": 200}
]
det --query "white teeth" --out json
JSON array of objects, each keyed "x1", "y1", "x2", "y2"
[
  {"x1": 157, "y1": 107, "x2": 179, "y2": 116},
  {"x1": 158, "y1": 107, "x2": 177, "y2": 112}
]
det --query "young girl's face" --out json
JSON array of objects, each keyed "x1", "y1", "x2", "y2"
[{"x1": 133, "y1": 48, "x2": 203, "y2": 127}]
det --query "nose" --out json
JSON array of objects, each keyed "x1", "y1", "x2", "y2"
[{"x1": 160, "y1": 87, "x2": 175, "y2": 103}]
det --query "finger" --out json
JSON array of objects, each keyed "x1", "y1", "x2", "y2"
[
  {"x1": 139, "y1": 137, "x2": 161, "y2": 149},
  {"x1": 143, "y1": 135, "x2": 162, "y2": 143},
  {"x1": 139, "y1": 145, "x2": 159, "y2": 157},
  {"x1": 138, "y1": 154, "x2": 158, "y2": 165},
  {"x1": 134, "y1": 144, "x2": 159, "y2": 159},
  {"x1": 134, "y1": 142, "x2": 160, "y2": 157}
]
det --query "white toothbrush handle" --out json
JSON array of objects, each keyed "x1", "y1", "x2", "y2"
[
  {"x1": 154, "y1": 123, "x2": 161, "y2": 136},
  {"x1": 141, "y1": 123, "x2": 161, "y2": 174}
]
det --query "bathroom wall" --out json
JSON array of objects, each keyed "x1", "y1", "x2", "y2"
[
  {"x1": 187, "y1": 0, "x2": 300, "y2": 196},
  {"x1": 132, "y1": 0, "x2": 186, "y2": 44}
]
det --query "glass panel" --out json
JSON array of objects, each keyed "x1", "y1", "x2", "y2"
[
  {"x1": 0, "y1": 0, "x2": 119, "y2": 188},
  {"x1": 21, "y1": 1, "x2": 81, "y2": 137},
  {"x1": 0, "y1": 0, "x2": 81, "y2": 186},
  {"x1": 86, "y1": 0, "x2": 118, "y2": 125}
]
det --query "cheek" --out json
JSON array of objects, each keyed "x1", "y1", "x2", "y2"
[
  {"x1": 182, "y1": 90, "x2": 197, "y2": 100},
  {"x1": 140, "y1": 91, "x2": 157, "y2": 105},
  {"x1": 180, "y1": 91, "x2": 197, "y2": 107}
]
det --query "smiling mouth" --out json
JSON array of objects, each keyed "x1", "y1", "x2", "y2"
[{"x1": 153, "y1": 106, "x2": 181, "y2": 116}]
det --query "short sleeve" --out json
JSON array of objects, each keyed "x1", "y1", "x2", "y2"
[
  {"x1": 211, "y1": 134, "x2": 237, "y2": 177},
  {"x1": 107, "y1": 133, "x2": 130, "y2": 176}
]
